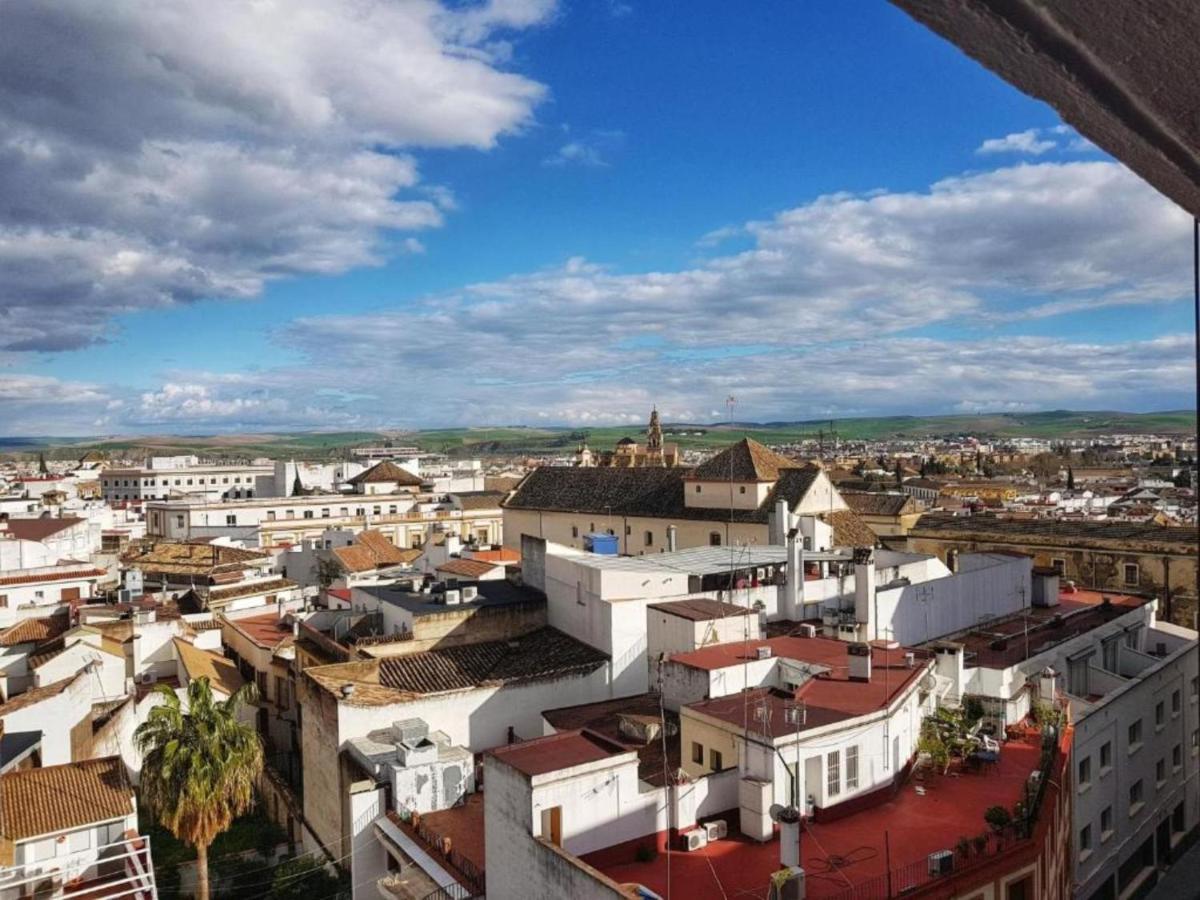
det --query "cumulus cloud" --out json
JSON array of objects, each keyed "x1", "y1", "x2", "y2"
[
  {"x1": 543, "y1": 129, "x2": 624, "y2": 168},
  {"x1": 977, "y1": 129, "x2": 1057, "y2": 156},
  {"x1": 0, "y1": 0, "x2": 552, "y2": 352}
]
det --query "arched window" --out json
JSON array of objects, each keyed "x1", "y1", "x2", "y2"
[{"x1": 709, "y1": 532, "x2": 722, "y2": 547}]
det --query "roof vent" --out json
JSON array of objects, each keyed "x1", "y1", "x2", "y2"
[{"x1": 340, "y1": 683, "x2": 355, "y2": 699}]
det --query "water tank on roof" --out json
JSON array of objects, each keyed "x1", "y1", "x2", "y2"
[{"x1": 583, "y1": 532, "x2": 619, "y2": 555}]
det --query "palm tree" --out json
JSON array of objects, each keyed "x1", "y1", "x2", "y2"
[{"x1": 135, "y1": 678, "x2": 263, "y2": 900}]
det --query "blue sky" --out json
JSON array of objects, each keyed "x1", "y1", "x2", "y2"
[{"x1": 0, "y1": 1, "x2": 1193, "y2": 434}]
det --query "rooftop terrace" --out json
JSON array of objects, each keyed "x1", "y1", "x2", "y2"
[{"x1": 591, "y1": 735, "x2": 1046, "y2": 899}]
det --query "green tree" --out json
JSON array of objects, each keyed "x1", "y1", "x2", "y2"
[{"x1": 135, "y1": 679, "x2": 263, "y2": 900}]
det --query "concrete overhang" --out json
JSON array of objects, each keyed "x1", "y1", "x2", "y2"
[{"x1": 890, "y1": 0, "x2": 1200, "y2": 217}]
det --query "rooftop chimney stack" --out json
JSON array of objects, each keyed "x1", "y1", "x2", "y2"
[
  {"x1": 667, "y1": 525, "x2": 678, "y2": 553},
  {"x1": 853, "y1": 548, "x2": 875, "y2": 640},
  {"x1": 780, "y1": 501, "x2": 804, "y2": 620},
  {"x1": 847, "y1": 642, "x2": 872, "y2": 682}
]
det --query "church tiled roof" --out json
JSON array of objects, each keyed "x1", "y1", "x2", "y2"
[
  {"x1": 686, "y1": 439, "x2": 798, "y2": 482},
  {"x1": 346, "y1": 461, "x2": 423, "y2": 487}
]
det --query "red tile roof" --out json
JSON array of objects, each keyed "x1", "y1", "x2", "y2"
[
  {"x1": 435, "y1": 558, "x2": 499, "y2": 579},
  {"x1": 225, "y1": 611, "x2": 295, "y2": 651},
  {"x1": 0, "y1": 756, "x2": 133, "y2": 841},
  {"x1": 469, "y1": 548, "x2": 520, "y2": 564},
  {"x1": 0, "y1": 567, "x2": 106, "y2": 587},
  {"x1": 0, "y1": 615, "x2": 70, "y2": 647},
  {"x1": 489, "y1": 729, "x2": 630, "y2": 778},
  {"x1": 346, "y1": 460, "x2": 422, "y2": 487}
]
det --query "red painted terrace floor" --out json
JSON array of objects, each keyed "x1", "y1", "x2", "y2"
[{"x1": 588, "y1": 736, "x2": 1042, "y2": 899}]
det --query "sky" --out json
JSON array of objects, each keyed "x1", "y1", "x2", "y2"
[{"x1": 0, "y1": 0, "x2": 1195, "y2": 436}]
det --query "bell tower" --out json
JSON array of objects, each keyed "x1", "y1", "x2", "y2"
[{"x1": 647, "y1": 406, "x2": 663, "y2": 454}]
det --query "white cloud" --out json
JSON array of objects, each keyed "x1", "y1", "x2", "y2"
[
  {"x1": 0, "y1": 0, "x2": 553, "y2": 352},
  {"x1": 977, "y1": 129, "x2": 1057, "y2": 155},
  {"x1": 543, "y1": 130, "x2": 624, "y2": 168}
]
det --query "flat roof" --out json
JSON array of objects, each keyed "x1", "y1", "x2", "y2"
[
  {"x1": 488, "y1": 729, "x2": 630, "y2": 778},
  {"x1": 564, "y1": 545, "x2": 856, "y2": 576},
  {"x1": 542, "y1": 693, "x2": 680, "y2": 787},
  {"x1": 941, "y1": 589, "x2": 1149, "y2": 669},
  {"x1": 358, "y1": 578, "x2": 540, "y2": 617},
  {"x1": 647, "y1": 598, "x2": 751, "y2": 621},
  {"x1": 590, "y1": 736, "x2": 1047, "y2": 898}
]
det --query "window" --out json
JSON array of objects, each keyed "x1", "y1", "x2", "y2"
[
  {"x1": 225, "y1": 514, "x2": 237, "y2": 526},
  {"x1": 1174, "y1": 744, "x2": 1183, "y2": 770},
  {"x1": 321, "y1": 508, "x2": 330, "y2": 518},
  {"x1": 1051, "y1": 557, "x2": 1066, "y2": 575},
  {"x1": 1101, "y1": 805, "x2": 1113, "y2": 838},
  {"x1": 1067, "y1": 655, "x2": 1091, "y2": 696},
  {"x1": 1080, "y1": 824, "x2": 1092, "y2": 853},
  {"x1": 571, "y1": 525, "x2": 579, "y2": 538},
  {"x1": 186, "y1": 479, "x2": 193, "y2": 486},
  {"x1": 826, "y1": 750, "x2": 841, "y2": 797},
  {"x1": 1100, "y1": 741, "x2": 1112, "y2": 770},
  {"x1": 692, "y1": 742, "x2": 704, "y2": 765},
  {"x1": 1128, "y1": 719, "x2": 1143, "y2": 751},
  {"x1": 710, "y1": 749, "x2": 723, "y2": 771},
  {"x1": 1156, "y1": 701, "x2": 1165, "y2": 729},
  {"x1": 356, "y1": 508, "x2": 365, "y2": 517},
  {"x1": 625, "y1": 525, "x2": 631, "y2": 536},
  {"x1": 739, "y1": 485, "x2": 746, "y2": 494},
  {"x1": 644, "y1": 530, "x2": 653, "y2": 547},
  {"x1": 1173, "y1": 690, "x2": 1182, "y2": 715},
  {"x1": 1123, "y1": 563, "x2": 1139, "y2": 586},
  {"x1": 1101, "y1": 636, "x2": 1119, "y2": 672},
  {"x1": 1129, "y1": 779, "x2": 1144, "y2": 815},
  {"x1": 709, "y1": 532, "x2": 722, "y2": 547},
  {"x1": 303, "y1": 510, "x2": 314, "y2": 519},
  {"x1": 846, "y1": 746, "x2": 859, "y2": 791},
  {"x1": 1156, "y1": 758, "x2": 1167, "y2": 786},
  {"x1": 1078, "y1": 756, "x2": 1091, "y2": 787},
  {"x1": 0, "y1": 595, "x2": 7, "y2": 608},
  {"x1": 389, "y1": 505, "x2": 397, "y2": 514},
  {"x1": 695, "y1": 485, "x2": 701, "y2": 493},
  {"x1": 1006, "y1": 874, "x2": 1033, "y2": 900},
  {"x1": 373, "y1": 506, "x2": 381, "y2": 516},
  {"x1": 33, "y1": 590, "x2": 44, "y2": 600},
  {"x1": 223, "y1": 477, "x2": 229, "y2": 484},
  {"x1": 1193, "y1": 676, "x2": 1199, "y2": 698},
  {"x1": 176, "y1": 515, "x2": 185, "y2": 528}
]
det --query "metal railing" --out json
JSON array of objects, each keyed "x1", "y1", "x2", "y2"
[{"x1": 0, "y1": 834, "x2": 158, "y2": 900}]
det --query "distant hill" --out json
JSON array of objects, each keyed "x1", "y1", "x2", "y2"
[{"x1": 3, "y1": 410, "x2": 1193, "y2": 459}]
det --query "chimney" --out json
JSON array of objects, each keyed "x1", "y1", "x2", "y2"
[
  {"x1": 1038, "y1": 666, "x2": 1058, "y2": 702},
  {"x1": 667, "y1": 525, "x2": 677, "y2": 552},
  {"x1": 853, "y1": 548, "x2": 875, "y2": 638},
  {"x1": 847, "y1": 642, "x2": 872, "y2": 682},
  {"x1": 781, "y1": 502, "x2": 804, "y2": 620}
]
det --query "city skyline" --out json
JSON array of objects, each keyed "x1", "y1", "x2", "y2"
[{"x1": 1, "y1": 1, "x2": 1195, "y2": 435}]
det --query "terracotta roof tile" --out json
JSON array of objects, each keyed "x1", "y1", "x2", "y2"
[
  {"x1": 647, "y1": 598, "x2": 750, "y2": 622},
  {"x1": 173, "y1": 639, "x2": 245, "y2": 697},
  {"x1": 120, "y1": 540, "x2": 268, "y2": 578},
  {"x1": 206, "y1": 577, "x2": 297, "y2": 603},
  {"x1": 686, "y1": 439, "x2": 798, "y2": 483},
  {"x1": 0, "y1": 567, "x2": 106, "y2": 587},
  {"x1": 842, "y1": 491, "x2": 918, "y2": 517},
  {"x1": 435, "y1": 558, "x2": 499, "y2": 579},
  {"x1": 817, "y1": 509, "x2": 878, "y2": 548},
  {"x1": 0, "y1": 673, "x2": 79, "y2": 717},
  {"x1": 346, "y1": 461, "x2": 422, "y2": 487},
  {"x1": 0, "y1": 756, "x2": 134, "y2": 841},
  {"x1": 0, "y1": 614, "x2": 70, "y2": 647}
]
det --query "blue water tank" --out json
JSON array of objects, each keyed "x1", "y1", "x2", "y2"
[{"x1": 583, "y1": 532, "x2": 619, "y2": 555}]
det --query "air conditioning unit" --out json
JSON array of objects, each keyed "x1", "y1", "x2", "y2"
[
  {"x1": 683, "y1": 829, "x2": 709, "y2": 852},
  {"x1": 797, "y1": 624, "x2": 817, "y2": 638},
  {"x1": 756, "y1": 646, "x2": 773, "y2": 660},
  {"x1": 462, "y1": 586, "x2": 478, "y2": 602},
  {"x1": 139, "y1": 672, "x2": 157, "y2": 685},
  {"x1": 704, "y1": 819, "x2": 728, "y2": 841},
  {"x1": 927, "y1": 850, "x2": 953, "y2": 876},
  {"x1": 444, "y1": 590, "x2": 461, "y2": 606}
]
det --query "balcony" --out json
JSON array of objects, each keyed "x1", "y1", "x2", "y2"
[{"x1": 0, "y1": 835, "x2": 158, "y2": 900}]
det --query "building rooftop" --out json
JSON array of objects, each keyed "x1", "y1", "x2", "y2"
[
  {"x1": 488, "y1": 729, "x2": 631, "y2": 779},
  {"x1": 842, "y1": 490, "x2": 918, "y2": 517},
  {"x1": 346, "y1": 460, "x2": 423, "y2": 487},
  {"x1": 306, "y1": 626, "x2": 608, "y2": 704},
  {"x1": 591, "y1": 735, "x2": 1047, "y2": 898},
  {"x1": 224, "y1": 611, "x2": 296, "y2": 652},
  {"x1": 910, "y1": 513, "x2": 1199, "y2": 548},
  {"x1": 206, "y1": 577, "x2": 297, "y2": 604},
  {"x1": 2, "y1": 516, "x2": 83, "y2": 542},
  {"x1": 0, "y1": 756, "x2": 133, "y2": 842},
  {"x1": 0, "y1": 673, "x2": 78, "y2": 717},
  {"x1": 647, "y1": 598, "x2": 751, "y2": 622},
  {"x1": 0, "y1": 565, "x2": 107, "y2": 587},
  {"x1": 542, "y1": 693, "x2": 681, "y2": 787},
  {"x1": 505, "y1": 463, "x2": 862, "y2": 533},
  {"x1": 0, "y1": 730, "x2": 40, "y2": 774},
  {"x1": 685, "y1": 439, "x2": 800, "y2": 483},
  {"x1": 451, "y1": 491, "x2": 506, "y2": 510},
  {"x1": 0, "y1": 613, "x2": 69, "y2": 647},
  {"x1": 358, "y1": 577, "x2": 540, "y2": 618},
  {"x1": 120, "y1": 539, "x2": 269, "y2": 578},
  {"x1": 173, "y1": 638, "x2": 246, "y2": 697},
  {"x1": 940, "y1": 589, "x2": 1148, "y2": 669},
  {"x1": 435, "y1": 558, "x2": 500, "y2": 579},
  {"x1": 332, "y1": 529, "x2": 420, "y2": 573}
]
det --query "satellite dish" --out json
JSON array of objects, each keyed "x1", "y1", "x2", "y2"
[{"x1": 769, "y1": 803, "x2": 785, "y2": 821}]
